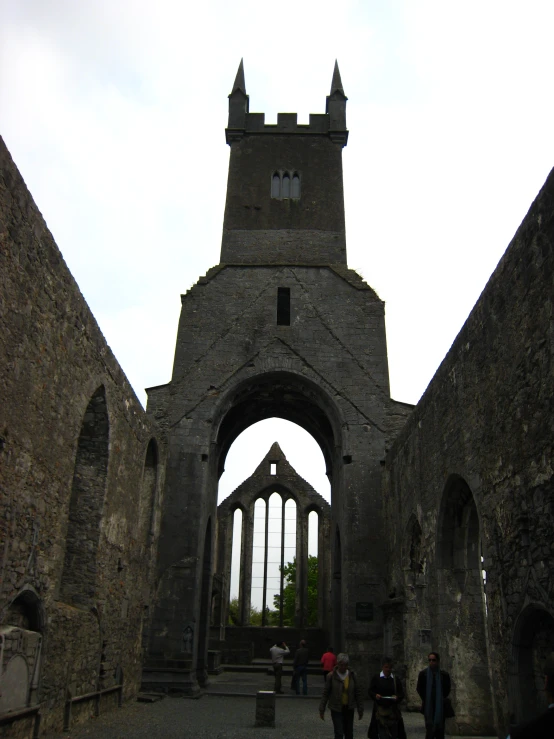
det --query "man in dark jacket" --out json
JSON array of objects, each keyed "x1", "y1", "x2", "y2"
[
  {"x1": 508, "y1": 653, "x2": 554, "y2": 739},
  {"x1": 292, "y1": 639, "x2": 309, "y2": 695},
  {"x1": 416, "y1": 652, "x2": 451, "y2": 739},
  {"x1": 368, "y1": 657, "x2": 406, "y2": 739}
]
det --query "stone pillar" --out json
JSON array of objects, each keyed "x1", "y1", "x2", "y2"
[
  {"x1": 255, "y1": 691, "x2": 276, "y2": 727},
  {"x1": 219, "y1": 511, "x2": 233, "y2": 631},
  {"x1": 318, "y1": 510, "x2": 331, "y2": 631},
  {"x1": 296, "y1": 507, "x2": 308, "y2": 629},
  {"x1": 239, "y1": 503, "x2": 254, "y2": 625}
]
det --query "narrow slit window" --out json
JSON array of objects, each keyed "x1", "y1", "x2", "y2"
[
  {"x1": 270, "y1": 463, "x2": 277, "y2": 475},
  {"x1": 271, "y1": 173, "x2": 281, "y2": 198},
  {"x1": 282, "y1": 173, "x2": 290, "y2": 198},
  {"x1": 277, "y1": 287, "x2": 290, "y2": 326},
  {"x1": 291, "y1": 173, "x2": 301, "y2": 198}
]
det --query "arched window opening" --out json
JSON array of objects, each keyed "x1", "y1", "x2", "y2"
[
  {"x1": 279, "y1": 498, "x2": 297, "y2": 627},
  {"x1": 139, "y1": 439, "x2": 158, "y2": 546},
  {"x1": 266, "y1": 492, "x2": 283, "y2": 625},
  {"x1": 228, "y1": 508, "x2": 243, "y2": 624},
  {"x1": 436, "y1": 475, "x2": 494, "y2": 734},
  {"x1": 307, "y1": 510, "x2": 319, "y2": 626},
  {"x1": 481, "y1": 551, "x2": 487, "y2": 615},
  {"x1": 271, "y1": 172, "x2": 281, "y2": 198},
  {"x1": 282, "y1": 173, "x2": 290, "y2": 199},
  {"x1": 60, "y1": 386, "x2": 109, "y2": 608},
  {"x1": 251, "y1": 498, "x2": 267, "y2": 624},
  {"x1": 196, "y1": 518, "x2": 213, "y2": 686},
  {"x1": 291, "y1": 173, "x2": 301, "y2": 198}
]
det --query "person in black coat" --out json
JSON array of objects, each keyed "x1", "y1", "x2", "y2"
[
  {"x1": 416, "y1": 652, "x2": 451, "y2": 739},
  {"x1": 508, "y1": 653, "x2": 554, "y2": 739},
  {"x1": 368, "y1": 658, "x2": 406, "y2": 739}
]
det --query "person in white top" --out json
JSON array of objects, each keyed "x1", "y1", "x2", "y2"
[{"x1": 269, "y1": 641, "x2": 290, "y2": 693}]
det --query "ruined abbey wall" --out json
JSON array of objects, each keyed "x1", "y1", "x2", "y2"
[
  {"x1": 0, "y1": 137, "x2": 166, "y2": 735},
  {"x1": 383, "y1": 166, "x2": 554, "y2": 736}
]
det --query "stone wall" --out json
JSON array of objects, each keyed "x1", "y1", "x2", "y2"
[
  {"x1": 383, "y1": 166, "x2": 554, "y2": 735},
  {"x1": 0, "y1": 136, "x2": 166, "y2": 735},
  {"x1": 147, "y1": 256, "x2": 412, "y2": 692},
  {"x1": 217, "y1": 626, "x2": 328, "y2": 663}
]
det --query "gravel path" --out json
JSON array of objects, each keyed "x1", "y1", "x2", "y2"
[{"x1": 47, "y1": 694, "x2": 429, "y2": 739}]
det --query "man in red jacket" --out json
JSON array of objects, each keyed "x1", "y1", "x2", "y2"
[{"x1": 321, "y1": 646, "x2": 337, "y2": 682}]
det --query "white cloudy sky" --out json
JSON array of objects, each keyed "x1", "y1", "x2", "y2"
[{"x1": 2, "y1": 0, "x2": 554, "y2": 508}]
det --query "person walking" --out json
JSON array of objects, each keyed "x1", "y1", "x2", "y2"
[
  {"x1": 416, "y1": 652, "x2": 452, "y2": 739},
  {"x1": 368, "y1": 657, "x2": 406, "y2": 739},
  {"x1": 292, "y1": 639, "x2": 309, "y2": 695},
  {"x1": 319, "y1": 653, "x2": 364, "y2": 739},
  {"x1": 508, "y1": 652, "x2": 554, "y2": 738},
  {"x1": 269, "y1": 640, "x2": 289, "y2": 694},
  {"x1": 321, "y1": 646, "x2": 337, "y2": 682}
]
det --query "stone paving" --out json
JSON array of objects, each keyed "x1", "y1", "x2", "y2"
[
  {"x1": 47, "y1": 672, "x2": 494, "y2": 738},
  {"x1": 49, "y1": 694, "x2": 430, "y2": 739}
]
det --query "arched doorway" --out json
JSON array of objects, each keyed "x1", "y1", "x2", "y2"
[
  {"x1": 148, "y1": 363, "x2": 388, "y2": 692},
  {"x1": 333, "y1": 525, "x2": 342, "y2": 651},
  {"x1": 212, "y1": 372, "x2": 342, "y2": 639},
  {"x1": 436, "y1": 475, "x2": 494, "y2": 735},
  {"x1": 510, "y1": 605, "x2": 554, "y2": 723},
  {"x1": 196, "y1": 518, "x2": 213, "y2": 687},
  {"x1": 214, "y1": 438, "x2": 332, "y2": 660}
]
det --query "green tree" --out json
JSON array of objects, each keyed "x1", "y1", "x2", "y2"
[
  {"x1": 227, "y1": 598, "x2": 279, "y2": 626},
  {"x1": 273, "y1": 555, "x2": 318, "y2": 626}
]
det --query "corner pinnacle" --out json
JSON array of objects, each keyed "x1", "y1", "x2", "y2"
[
  {"x1": 330, "y1": 60, "x2": 344, "y2": 95},
  {"x1": 231, "y1": 58, "x2": 246, "y2": 94}
]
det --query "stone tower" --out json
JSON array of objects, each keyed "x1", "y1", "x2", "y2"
[{"x1": 143, "y1": 61, "x2": 412, "y2": 693}]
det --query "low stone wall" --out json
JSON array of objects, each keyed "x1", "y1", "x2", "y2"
[{"x1": 217, "y1": 626, "x2": 329, "y2": 662}]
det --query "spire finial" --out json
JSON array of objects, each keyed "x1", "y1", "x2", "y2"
[
  {"x1": 231, "y1": 58, "x2": 246, "y2": 95},
  {"x1": 330, "y1": 60, "x2": 344, "y2": 95}
]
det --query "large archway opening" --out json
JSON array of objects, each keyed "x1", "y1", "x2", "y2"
[
  {"x1": 210, "y1": 372, "x2": 341, "y2": 662},
  {"x1": 510, "y1": 605, "x2": 554, "y2": 723},
  {"x1": 436, "y1": 475, "x2": 494, "y2": 736},
  {"x1": 213, "y1": 372, "x2": 341, "y2": 483}
]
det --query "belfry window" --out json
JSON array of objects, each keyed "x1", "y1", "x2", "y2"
[
  {"x1": 270, "y1": 171, "x2": 300, "y2": 200},
  {"x1": 277, "y1": 287, "x2": 290, "y2": 326},
  {"x1": 271, "y1": 173, "x2": 281, "y2": 198}
]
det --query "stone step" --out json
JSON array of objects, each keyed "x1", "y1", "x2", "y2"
[{"x1": 223, "y1": 661, "x2": 324, "y2": 675}]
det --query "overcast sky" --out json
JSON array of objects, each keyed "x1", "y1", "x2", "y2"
[{"x1": 2, "y1": 1, "x2": 554, "y2": 507}]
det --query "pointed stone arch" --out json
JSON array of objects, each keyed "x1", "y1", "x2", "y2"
[
  {"x1": 510, "y1": 604, "x2": 554, "y2": 723},
  {"x1": 212, "y1": 370, "x2": 343, "y2": 482},
  {"x1": 435, "y1": 474, "x2": 494, "y2": 735},
  {"x1": 196, "y1": 517, "x2": 213, "y2": 687},
  {"x1": 216, "y1": 442, "x2": 331, "y2": 643},
  {"x1": 138, "y1": 438, "x2": 159, "y2": 547},
  {"x1": 333, "y1": 524, "x2": 342, "y2": 651},
  {"x1": 59, "y1": 385, "x2": 109, "y2": 608}
]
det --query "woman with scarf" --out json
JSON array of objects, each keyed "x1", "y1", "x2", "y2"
[
  {"x1": 319, "y1": 653, "x2": 364, "y2": 739},
  {"x1": 416, "y1": 652, "x2": 452, "y2": 739},
  {"x1": 368, "y1": 658, "x2": 406, "y2": 739}
]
